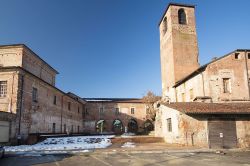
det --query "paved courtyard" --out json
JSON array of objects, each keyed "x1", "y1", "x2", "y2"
[{"x1": 1, "y1": 151, "x2": 250, "y2": 166}]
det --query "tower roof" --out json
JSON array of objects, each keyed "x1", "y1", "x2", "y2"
[{"x1": 158, "y1": 3, "x2": 195, "y2": 26}]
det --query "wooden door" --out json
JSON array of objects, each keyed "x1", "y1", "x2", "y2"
[{"x1": 208, "y1": 119, "x2": 237, "y2": 149}]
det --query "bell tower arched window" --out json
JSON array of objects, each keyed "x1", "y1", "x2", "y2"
[
  {"x1": 162, "y1": 17, "x2": 167, "y2": 34},
  {"x1": 178, "y1": 9, "x2": 187, "y2": 25}
]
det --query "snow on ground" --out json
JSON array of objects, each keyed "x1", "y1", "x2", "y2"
[
  {"x1": 121, "y1": 142, "x2": 136, "y2": 148},
  {"x1": 120, "y1": 132, "x2": 135, "y2": 138},
  {"x1": 5, "y1": 135, "x2": 114, "y2": 152}
]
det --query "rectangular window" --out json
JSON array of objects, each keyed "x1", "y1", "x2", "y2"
[
  {"x1": 167, "y1": 118, "x2": 172, "y2": 132},
  {"x1": 223, "y1": 78, "x2": 231, "y2": 93},
  {"x1": 189, "y1": 89, "x2": 193, "y2": 100},
  {"x1": 68, "y1": 102, "x2": 71, "y2": 110},
  {"x1": 99, "y1": 107, "x2": 104, "y2": 115},
  {"x1": 52, "y1": 123, "x2": 56, "y2": 133},
  {"x1": 32, "y1": 87, "x2": 38, "y2": 102},
  {"x1": 53, "y1": 96, "x2": 57, "y2": 105},
  {"x1": 115, "y1": 108, "x2": 120, "y2": 115},
  {"x1": 181, "y1": 93, "x2": 185, "y2": 102},
  {"x1": 176, "y1": 89, "x2": 178, "y2": 102},
  {"x1": 248, "y1": 53, "x2": 250, "y2": 59},
  {"x1": 82, "y1": 108, "x2": 88, "y2": 118},
  {"x1": 0, "y1": 81, "x2": 7, "y2": 97},
  {"x1": 131, "y1": 108, "x2": 135, "y2": 114},
  {"x1": 235, "y1": 53, "x2": 240, "y2": 59},
  {"x1": 64, "y1": 124, "x2": 66, "y2": 133}
]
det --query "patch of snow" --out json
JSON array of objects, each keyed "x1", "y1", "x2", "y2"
[
  {"x1": 121, "y1": 142, "x2": 136, "y2": 148},
  {"x1": 121, "y1": 132, "x2": 136, "y2": 138},
  {"x1": 4, "y1": 135, "x2": 114, "y2": 152},
  {"x1": 23, "y1": 154, "x2": 42, "y2": 157}
]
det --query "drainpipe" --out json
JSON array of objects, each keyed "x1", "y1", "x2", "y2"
[
  {"x1": 201, "y1": 72, "x2": 206, "y2": 96},
  {"x1": 18, "y1": 74, "x2": 24, "y2": 141},
  {"x1": 174, "y1": 88, "x2": 177, "y2": 102},
  {"x1": 61, "y1": 95, "x2": 64, "y2": 133},
  {"x1": 10, "y1": 72, "x2": 16, "y2": 113},
  {"x1": 244, "y1": 50, "x2": 250, "y2": 99}
]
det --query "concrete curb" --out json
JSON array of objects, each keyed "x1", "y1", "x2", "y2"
[
  {"x1": 95, "y1": 149, "x2": 217, "y2": 154},
  {"x1": 4, "y1": 148, "x2": 250, "y2": 156}
]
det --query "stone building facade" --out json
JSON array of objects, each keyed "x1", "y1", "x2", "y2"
[
  {"x1": 159, "y1": 3, "x2": 199, "y2": 101},
  {"x1": 83, "y1": 98, "x2": 153, "y2": 134},
  {"x1": 155, "y1": 102, "x2": 250, "y2": 148},
  {"x1": 0, "y1": 45, "x2": 151, "y2": 144},
  {"x1": 159, "y1": 3, "x2": 250, "y2": 103},
  {"x1": 156, "y1": 3, "x2": 250, "y2": 149},
  {"x1": 0, "y1": 44, "x2": 86, "y2": 143}
]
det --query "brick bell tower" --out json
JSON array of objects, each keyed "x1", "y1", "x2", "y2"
[{"x1": 159, "y1": 3, "x2": 200, "y2": 101}]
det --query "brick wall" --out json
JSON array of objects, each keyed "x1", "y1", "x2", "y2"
[{"x1": 84, "y1": 101, "x2": 149, "y2": 133}]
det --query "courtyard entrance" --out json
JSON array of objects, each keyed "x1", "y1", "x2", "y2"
[
  {"x1": 96, "y1": 120, "x2": 107, "y2": 133},
  {"x1": 144, "y1": 120, "x2": 154, "y2": 133},
  {"x1": 128, "y1": 119, "x2": 138, "y2": 133},
  {"x1": 112, "y1": 119, "x2": 123, "y2": 134}
]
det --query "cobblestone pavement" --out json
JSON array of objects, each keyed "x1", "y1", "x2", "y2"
[{"x1": 1, "y1": 151, "x2": 250, "y2": 166}]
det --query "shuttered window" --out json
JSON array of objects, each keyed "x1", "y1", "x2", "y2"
[
  {"x1": 32, "y1": 87, "x2": 38, "y2": 102},
  {"x1": 167, "y1": 118, "x2": 172, "y2": 132},
  {"x1": 223, "y1": 78, "x2": 231, "y2": 93},
  {"x1": 0, "y1": 81, "x2": 7, "y2": 97}
]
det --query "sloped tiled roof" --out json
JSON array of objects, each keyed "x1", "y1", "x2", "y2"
[
  {"x1": 161, "y1": 102, "x2": 250, "y2": 114},
  {"x1": 83, "y1": 98, "x2": 144, "y2": 103},
  {"x1": 173, "y1": 49, "x2": 250, "y2": 87}
]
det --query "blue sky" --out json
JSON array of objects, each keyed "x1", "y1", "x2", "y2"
[{"x1": 1, "y1": 0, "x2": 250, "y2": 98}]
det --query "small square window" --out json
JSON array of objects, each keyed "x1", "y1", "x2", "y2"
[
  {"x1": 235, "y1": 53, "x2": 240, "y2": 59},
  {"x1": 181, "y1": 93, "x2": 185, "y2": 102},
  {"x1": 99, "y1": 107, "x2": 104, "y2": 115},
  {"x1": 131, "y1": 108, "x2": 135, "y2": 114},
  {"x1": 52, "y1": 123, "x2": 56, "y2": 133},
  {"x1": 85, "y1": 108, "x2": 89, "y2": 115},
  {"x1": 189, "y1": 89, "x2": 194, "y2": 100},
  {"x1": 115, "y1": 108, "x2": 120, "y2": 115},
  {"x1": 68, "y1": 102, "x2": 71, "y2": 110},
  {"x1": 32, "y1": 87, "x2": 38, "y2": 102},
  {"x1": 223, "y1": 78, "x2": 231, "y2": 93},
  {"x1": 0, "y1": 81, "x2": 7, "y2": 97},
  {"x1": 53, "y1": 96, "x2": 57, "y2": 105},
  {"x1": 167, "y1": 118, "x2": 172, "y2": 132}
]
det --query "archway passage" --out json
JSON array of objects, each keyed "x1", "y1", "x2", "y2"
[
  {"x1": 144, "y1": 120, "x2": 154, "y2": 133},
  {"x1": 96, "y1": 120, "x2": 107, "y2": 133},
  {"x1": 112, "y1": 119, "x2": 123, "y2": 134},
  {"x1": 128, "y1": 119, "x2": 138, "y2": 133}
]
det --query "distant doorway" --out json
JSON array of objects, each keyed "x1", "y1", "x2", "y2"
[
  {"x1": 128, "y1": 119, "x2": 138, "y2": 133},
  {"x1": 144, "y1": 120, "x2": 154, "y2": 133},
  {"x1": 112, "y1": 119, "x2": 123, "y2": 134},
  {"x1": 96, "y1": 120, "x2": 106, "y2": 133}
]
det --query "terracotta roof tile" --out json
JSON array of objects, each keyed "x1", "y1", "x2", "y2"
[{"x1": 161, "y1": 102, "x2": 250, "y2": 114}]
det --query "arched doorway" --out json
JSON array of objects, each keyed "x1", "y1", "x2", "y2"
[
  {"x1": 128, "y1": 119, "x2": 138, "y2": 133},
  {"x1": 112, "y1": 119, "x2": 123, "y2": 134},
  {"x1": 96, "y1": 120, "x2": 106, "y2": 133},
  {"x1": 144, "y1": 120, "x2": 154, "y2": 133}
]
